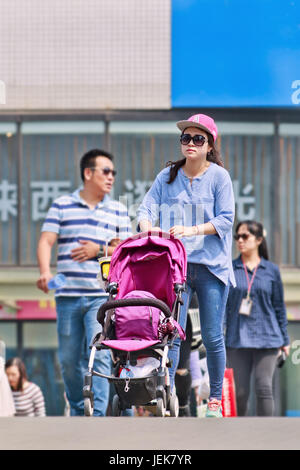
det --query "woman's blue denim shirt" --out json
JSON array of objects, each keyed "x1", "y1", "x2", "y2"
[
  {"x1": 137, "y1": 163, "x2": 236, "y2": 287},
  {"x1": 225, "y1": 256, "x2": 290, "y2": 348}
]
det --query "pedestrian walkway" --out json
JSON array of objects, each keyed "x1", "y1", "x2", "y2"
[{"x1": 1, "y1": 417, "x2": 300, "y2": 450}]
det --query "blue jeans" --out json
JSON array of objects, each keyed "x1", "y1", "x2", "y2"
[
  {"x1": 169, "y1": 264, "x2": 229, "y2": 400},
  {"x1": 55, "y1": 296, "x2": 111, "y2": 416}
]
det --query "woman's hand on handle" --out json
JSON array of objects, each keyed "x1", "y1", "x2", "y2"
[
  {"x1": 139, "y1": 220, "x2": 162, "y2": 233},
  {"x1": 169, "y1": 222, "x2": 217, "y2": 238},
  {"x1": 169, "y1": 225, "x2": 197, "y2": 237}
]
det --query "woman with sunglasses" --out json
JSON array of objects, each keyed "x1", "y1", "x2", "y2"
[
  {"x1": 137, "y1": 114, "x2": 235, "y2": 418},
  {"x1": 225, "y1": 220, "x2": 290, "y2": 416}
]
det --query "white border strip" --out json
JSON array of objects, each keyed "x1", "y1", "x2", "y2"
[
  {"x1": 217, "y1": 122, "x2": 274, "y2": 135},
  {"x1": 21, "y1": 121, "x2": 105, "y2": 134},
  {"x1": 279, "y1": 124, "x2": 300, "y2": 136}
]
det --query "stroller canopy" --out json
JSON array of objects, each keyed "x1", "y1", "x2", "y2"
[{"x1": 107, "y1": 231, "x2": 187, "y2": 309}]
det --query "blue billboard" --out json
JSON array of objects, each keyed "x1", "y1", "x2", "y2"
[{"x1": 172, "y1": 0, "x2": 300, "y2": 107}]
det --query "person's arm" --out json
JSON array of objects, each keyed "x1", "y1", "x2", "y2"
[
  {"x1": 139, "y1": 219, "x2": 154, "y2": 232},
  {"x1": 37, "y1": 200, "x2": 62, "y2": 292},
  {"x1": 70, "y1": 240, "x2": 103, "y2": 261},
  {"x1": 209, "y1": 173, "x2": 235, "y2": 239},
  {"x1": 36, "y1": 231, "x2": 58, "y2": 293},
  {"x1": 139, "y1": 220, "x2": 162, "y2": 233},
  {"x1": 169, "y1": 222, "x2": 216, "y2": 238}
]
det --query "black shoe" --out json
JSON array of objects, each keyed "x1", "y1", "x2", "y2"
[{"x1": 179, "y1": 405, "x2": 191, "y2": 417}]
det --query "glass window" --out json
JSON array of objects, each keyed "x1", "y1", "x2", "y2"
[
  {"x1": 281, "y1": 323, "x2": 300, "y2": 416},
  {"x1": 23, "y1": 321, "x2": 58, "y2": 348},
  {"x1": 22, "y1": 321, "x2": 64, "y2": 416},
  {"x1": 110, "y1": 121, "x2": 179, "y2": 223},
  {"x1": 0, "y1": 322, "x2": 17, "y2": 358},
  {"x1": 279, "y1": 124, "x2": 300, "y2": 136},
  {"x1": 218, "y1": 122, "x2": 274, "y2": 135},
  {"x1": 213, "y1": 123, "x2": 274, "y2": 260},
  {"x1": 277, "y1": 124, "x2": 300, "y2": 266},
  {"x1": 110, "y1": 120, "x2": 276, "y2": 260},
  {"x1": 0, "y1": 116, "x2": 299, "y2": 268},
  {"x1": 20, "y1": 121, "x2": 105, "y2": 265},
  {"x1": 0, "y1": 124, "x2": 18, "y2": 265},
  {"x1": 220, "y1": 134, "x2": 274, "y2": 259}
]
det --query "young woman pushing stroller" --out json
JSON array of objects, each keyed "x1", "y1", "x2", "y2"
[
  {"x1": 84, "y1": 232, "x2": 187, "y2": 417},
  {"x1": 137, "y1": 113, "x2": 235, "y2": 418}
]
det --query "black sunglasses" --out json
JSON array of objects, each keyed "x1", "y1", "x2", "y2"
[
  {"x1": 180, "y1": 133, "x2": 207, "y2": 147},
  {"x1": 92, "y1": 167, "x2": 117, "y2": 176},
  {"x1": 234, "y1": 233, "x2": 250, "y2": 241}
]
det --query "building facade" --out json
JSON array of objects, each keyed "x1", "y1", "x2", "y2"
[{"x1": 1, "y1": 0, "x2": 300, "y2": 416}]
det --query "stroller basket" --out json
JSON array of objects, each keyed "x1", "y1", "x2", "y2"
[{"x1": 111, "y1": 374, "x2": 158, "y2": 408}]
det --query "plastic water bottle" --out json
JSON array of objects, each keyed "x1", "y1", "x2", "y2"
[{"x1": 47, "y1": 273, "x2": 66, "y2": 290}]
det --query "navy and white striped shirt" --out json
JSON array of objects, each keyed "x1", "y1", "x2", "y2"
[{"x1": 42, "y1": 188, "x2": 132, "y2": 297}]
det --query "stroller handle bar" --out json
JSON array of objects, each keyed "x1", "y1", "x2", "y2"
[{"x1": 97, "y1": 297, "x2": 172, "y2": 326}]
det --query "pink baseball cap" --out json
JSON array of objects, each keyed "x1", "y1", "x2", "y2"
[{"x1": 176, "y1": 114, "x2": 218, "y2": 141}]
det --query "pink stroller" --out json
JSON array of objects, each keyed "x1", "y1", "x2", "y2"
[{"x1": 83, "y1": 231, "x2": 187, "y2": 417}]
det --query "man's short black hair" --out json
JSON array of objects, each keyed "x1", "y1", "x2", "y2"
[{"x1": 80, "y1": 148, "x2": 114, "y2": 181}]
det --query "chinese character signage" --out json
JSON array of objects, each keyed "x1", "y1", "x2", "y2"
[{"x1": 0, "y1": 180, "x2": 71, "y2": 222}]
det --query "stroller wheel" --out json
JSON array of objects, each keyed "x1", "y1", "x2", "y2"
[
  {"x1": 84, "y1": 397, "x2": 94, "y2": 417},
  {"x1": 169, "y1": 394, "x2": 179, "y2": 418},
  {"x1": 112, "y1": 394, "x2": 122, "y2": 417},
  {"x1": 156, "y1": 398, "x2": 166, "y2": 417}
]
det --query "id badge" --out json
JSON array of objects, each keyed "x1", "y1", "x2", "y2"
[{"x1": 239, "y1": 296, "x2": 253, "y2": 316}]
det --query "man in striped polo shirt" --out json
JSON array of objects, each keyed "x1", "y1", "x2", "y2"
[{"x1": 36, "y1": 149, "x2": 132, "y2": 416}]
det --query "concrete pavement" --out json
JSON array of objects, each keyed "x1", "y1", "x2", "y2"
[{"x1": 1, "y1": 417, "x2": 300, "y2": 450}]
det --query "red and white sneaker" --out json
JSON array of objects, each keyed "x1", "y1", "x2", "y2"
[{"x1": 205, "y1": 398, "x2": 223, "y2": 418}]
